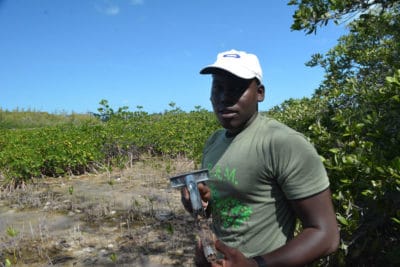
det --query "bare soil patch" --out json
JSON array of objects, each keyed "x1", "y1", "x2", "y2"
[{"x1": 0, "y1": 157, "x2": 199, "y2": 266}]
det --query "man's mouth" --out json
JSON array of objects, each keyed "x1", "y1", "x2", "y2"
[{"x1": 218, "y1": 109, "x2": 237, "y2": 119}]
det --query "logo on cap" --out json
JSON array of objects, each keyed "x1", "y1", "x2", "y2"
[{"x1": 223, "y1": 53, "x2": 240, "y2": 58}]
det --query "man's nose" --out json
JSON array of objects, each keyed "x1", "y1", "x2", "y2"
[
  {"x1": 219, "y1": 90, "x2": 238, "y2": 105},
  {"x1": 212, "y1": 87, "x2": 239, "y2": 105}
]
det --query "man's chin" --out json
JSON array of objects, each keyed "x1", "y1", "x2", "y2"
[{"x1": 219, "y1": 120, "x2": 242, "y2": 132}]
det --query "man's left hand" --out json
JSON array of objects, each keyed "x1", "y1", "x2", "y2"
[{"x1": 211, "y1": 240, "x2": 257, "y2": 267}]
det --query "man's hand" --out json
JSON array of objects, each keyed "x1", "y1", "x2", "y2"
[
  {"x1": 211, "y1": 240, "x2": 257, "y2": 267},
  {"x1": 181, "y1": 182, "x2": 211, "y2": 213},
  {"x1": 198, "y1": 182, "x2": 211, "y2": 202}
]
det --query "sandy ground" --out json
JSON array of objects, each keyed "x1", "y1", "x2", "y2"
[{"x1": 0, "y1": 157, "x2": 200, "y2": 266}]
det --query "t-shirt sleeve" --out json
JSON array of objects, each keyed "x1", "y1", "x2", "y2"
[{"x1": 272, "y1": 132, "x2": 329, "y2": 200}]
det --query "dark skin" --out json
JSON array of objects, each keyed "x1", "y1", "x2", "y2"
[
  {"x1": 210, "y1": 70, "x2": 265, "y2": 136},
  {"x1": 182, "y1": 70, "x2": 339, "y2": 267}
]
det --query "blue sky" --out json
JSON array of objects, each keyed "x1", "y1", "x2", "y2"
[{"x1": 0, "y1": 0, "x2": 347, "y2": 114}]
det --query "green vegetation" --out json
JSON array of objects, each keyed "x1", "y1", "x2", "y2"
[
  {"x1": 0, "y1": 108, "x2": 97, "y2": 129},
  {"x1": 274, "y1": 1, "x2": 400, "y2": 265},
  {"x1": 0, "y1": 101, "x2": 219, "y2": 185},
  {"x1": 4, "y1": 225, "x2": 19, "y2": 265}
]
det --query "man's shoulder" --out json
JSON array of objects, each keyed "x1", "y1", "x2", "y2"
[
  {"x1": 256, "y1": 114, "x2": 297, "y2": 135},
  {"x1": 254, "y1": 115, "x2": 312, "y2": 149}
]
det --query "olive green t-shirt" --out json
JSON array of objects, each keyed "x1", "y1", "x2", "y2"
[{"x1": 201, "y1": 113, "x2": 329, "y2": 257}]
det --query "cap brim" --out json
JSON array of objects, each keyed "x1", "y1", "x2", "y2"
[
  {"x1": 199, "y1": 66, "x2": 223, "y2": 74},
  {"x1": 200, "y1": 65, "x2": 256, "y2": 80}
]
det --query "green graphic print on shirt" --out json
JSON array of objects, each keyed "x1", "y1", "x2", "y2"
[{"x1": 208, "y1": 164, "x2": 253, "y2": 229}]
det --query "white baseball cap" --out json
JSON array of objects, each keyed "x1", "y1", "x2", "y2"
[{"x1": 200, "y1": 49, "x2": 263, "y2": 83}]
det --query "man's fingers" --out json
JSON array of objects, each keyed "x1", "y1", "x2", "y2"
[
  {"x1": 180, "y1": 187, "x2": 189, "y2": 199},
  {"x1": 215, "y1": 239, "x2": 231, "y2": 256},
  {"x1": 202, "y1": 200, "x2": 209, "y2": 209},
  {"x1": 182, "y1": 183, "x2": 211, "y2": 202},
  {"x1": 198, "y1": 183, "x2": 211, "y2": 201},
  {"x1": 211, "y1": 259, "x2": 224, "y2": 267},
  {"x1": 180, "y1": 188, "x2": 193, "y2": 212},
  {"x1": 181, "y1": 183, "x2": 211, "y2": 212}
]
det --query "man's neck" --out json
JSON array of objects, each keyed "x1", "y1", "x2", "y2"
[{"x1": 225, "y1": 112, "x2": 258, "y2": 138}]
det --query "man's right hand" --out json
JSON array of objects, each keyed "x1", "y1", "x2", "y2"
[{"x1": 181, "y1": 183, "x2": 211, "y2": 213}]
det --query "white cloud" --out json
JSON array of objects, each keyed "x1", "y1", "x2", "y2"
[
  {"x1": 96, "y1": 0, "x2": 143, "y2": 15},
  {"x1": 104, "y1": 5, "x2": 120, "y2": 15},
  {"x1": 95, "y1": 1, "x2": 120, "y2": 16}
]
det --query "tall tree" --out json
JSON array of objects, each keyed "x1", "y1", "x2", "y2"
[
  {"x1": 276, "y1": 1, "x2": 400, "y2": 265},
  {"x1": 289, "y1": 0, "x2": 399, "y2": 34}
]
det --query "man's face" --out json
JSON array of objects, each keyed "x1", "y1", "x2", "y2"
[{"x1": 210, "y1": 72, "x2": 264, "y2": 134}]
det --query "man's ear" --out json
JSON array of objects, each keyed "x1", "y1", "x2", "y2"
[{"x1": 257, "y1": 85, "x2": 265, "y2": 102}]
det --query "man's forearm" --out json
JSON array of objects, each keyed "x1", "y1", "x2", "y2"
[
  {"x1": 259, "y1": 227, "x2": 338, "y2": 266},
  {"x1": 258, "y1": 189, "x2": 339, "y2": 266}
]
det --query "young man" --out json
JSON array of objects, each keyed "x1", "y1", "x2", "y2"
[{"x1": 182, "y1": 49, "x2": 339, "y2": 267}]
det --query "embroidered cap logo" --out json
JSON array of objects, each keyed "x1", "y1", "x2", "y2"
[{"x1": 223, "y1": 53, "x2": 240, "y2": 58}]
